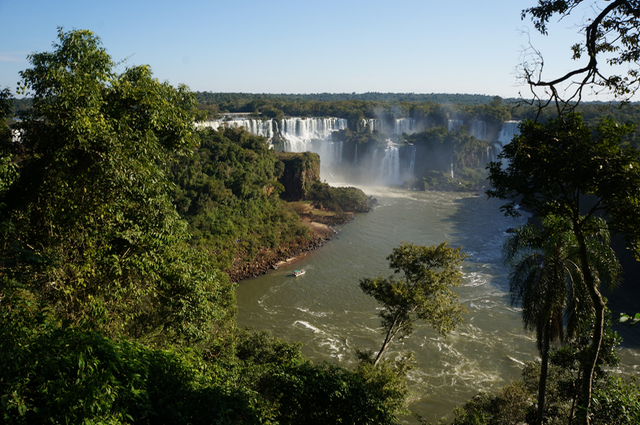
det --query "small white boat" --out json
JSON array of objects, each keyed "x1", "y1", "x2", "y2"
[{"x1": 293, "y1": 270, "x2": 305, "y2": 277}]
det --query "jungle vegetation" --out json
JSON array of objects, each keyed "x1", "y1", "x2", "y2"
[
  {"x1": 0, "y1": 29, "x2": 409, "y2": 424},
  {"x1": 4, "y1": 7, "x2": 640, "y2": 421}
]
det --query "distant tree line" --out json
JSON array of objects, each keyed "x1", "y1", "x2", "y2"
[{"x1": 0, "y1": 29, "x2": 409, "y2": 425}]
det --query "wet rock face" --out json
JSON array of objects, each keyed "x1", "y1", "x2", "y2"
[{"x1": 275, "y1": 152, "x2": 320, "y2": 201}]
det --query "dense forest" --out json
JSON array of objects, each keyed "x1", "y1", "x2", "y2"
[
  {"x1": 0, "y1": 29, "x2": 405, "y2": 424},
  {"x1": 2, "y1": 28, "x2": 640, "y2": 425}
]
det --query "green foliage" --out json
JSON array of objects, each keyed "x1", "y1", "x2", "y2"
[
  {"x1": 400, "y1": 126, "x2": 493, "y2": 190},
  {"x1": 504, "y1": 215, "x2": 620, "y2": 349},
  {"x1": 273, "y1": 151, "x2": 320, "y2": 201},
  {"x1": 452, "y1": 382, "x2": 532, "y2": 425},
  {"x1": 172, "y1": 127, "x2": 309, "y2": 270},
  {"x1": 0, "y1": 87, "x2": 12, "y2": 131},
  {"x1": 196, "y1": 92, "x2": 507, "y2": 107},
  {"x1": 487, "y1": 112, "x2": 640, "y2": 423},
  {"x1": 307, "y1": 181, "x2": 374, "y2": 212},
  {"x1": 360, "y1": 242, "x2": 467, "y2": 366},
  {"x1": 234, "y1": 328, "x2": 306, "y2": 366},
  {"x1": 0, "y1": 28, "x2": 234, "y2": 344},
  {"x1": 1, "y1": 28, "x2": 421, "y2": 425},
  {"x1": 232, "y1": 329, "x2": 409, "y2": 425},
  {"x1": 0, "y1": 291, "x2": 262, "y2": 425},
  {"x1": 591, "y1": 376, "x2": 640, "y2": 425},
  {"x1": 618, "y1": 312, "x2": 640, "y2": 326},
  {"x1": 452, "y1": 323, "x2": 632, "y2": 425},
  {"x1": 253, "y1": 360, "x2": 406, "y2": 425},
  {"x1": 488, "y1": 114, "x2": 640, "y2": 244}
]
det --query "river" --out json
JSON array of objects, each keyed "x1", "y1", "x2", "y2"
[{"x1": 236, "y1": 186, "x2": 640, "y2": 423}]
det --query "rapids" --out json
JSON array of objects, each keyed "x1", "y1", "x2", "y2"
[
  {"x1": 236, "y1": 186, "x2": 640, "y2": 422},
  {"x1": 237, "y1": 187, "x2": 535, "y2": 422}
]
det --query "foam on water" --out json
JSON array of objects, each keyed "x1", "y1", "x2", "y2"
[{"x1": 235, "y1": 188, "x2": 636, "y2": 422}]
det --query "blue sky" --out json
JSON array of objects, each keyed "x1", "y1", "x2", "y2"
[{"x1": 0, "y1": 0, "x2": 594, "y2": 99}]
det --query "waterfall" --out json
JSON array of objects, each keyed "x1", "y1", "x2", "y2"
[
  {"x1": 470, "y1": 120, "x2": 487, "y2": 140},
  {"x1": 278, "y1": 117, "x2": 347, "y2": 155},
  {"x1": 448, "y1": 119, "x2": 463, "y2": 132},
  {"x1": 361, "y1": 118, "x2": 383, "y2": 133},
  {"x1": 198, "y1": 117, "x2": 347, "y2": 172},
  {"x1": 394, "y1": 118, "x2": 416, "y2": 135},
  {"x1": 354, "y1": 144, "x2": 358, "y2": 166},
  {"x1": 361, "y1": 118, "x2": 419, "y2": 135},
  {"x1": 497, "y1": 120, "x2": 521, "y2": 146},
  {"x1": 197, "y1": 119, "x2": 273, "y2": 138},
  {"x1": 319, "y1": 141, "x2": 343, "y2": 166},
  {"x1": 380, "y1": 145, "x2": 400, "y2": 184},
  {"x1": 371, "y1": 140, "x2": 401, "y2": 184},
  {"x1": 496, "y1": 121, "x2": 521, "y2": 169},
  {"x1": 406, "y1": 145, "x2": 416, "y2": 176}
]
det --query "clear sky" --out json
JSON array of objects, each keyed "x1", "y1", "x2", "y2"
[{"x1": 0, "y1": 0, "x2": 595, "y2": 99}]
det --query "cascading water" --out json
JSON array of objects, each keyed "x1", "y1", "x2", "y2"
[
  {"x1": 371, "y1": 140, "x2": 401, "y2": 185},
  {"x1": 497, "y1": 120, "x2": 520, "y2": 146},
  {"x1": 318, "y1": 141, "x2": 343, "y2": 167},
  {"x1": 469, "y1": 120, "x2": 487, "y2": 140},
  {"x1": 360, "y1": 118, "x2": 419, "y2": 135},
  {"x1": 406, "y1": 145, "x2": 416, "y2": 176},
  {"x1": 198, "y1": 119, "x2": 274, "y2": 139},
  {"x1": 394, "y1": 118, "x2": 417, "y2": 135},
  {"x1": 495, "y1": 121, "x2": 521, "y2": 168},
  {"x1": 278, "y1": 117, "x2": 348, "y2": 154},
  {"x1": 198, "y1": 117, "x2": 524, "y2": 186},
  {"x1": 361, "y1": 118, "x2": 383, "y2": 133},
  {"x1": 448, "y1": 119, "x2": 463, "y2": 132}
]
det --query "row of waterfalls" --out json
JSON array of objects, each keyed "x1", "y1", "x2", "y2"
[{"x1": 197, "y1": 117, "x2": 521, "y2": 185}]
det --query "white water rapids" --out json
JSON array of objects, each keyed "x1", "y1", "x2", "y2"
[{"x1": 236, "y1": 187, "x2": 640, "y2": 423}]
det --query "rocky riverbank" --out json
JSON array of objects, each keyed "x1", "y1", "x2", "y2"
[{"x1": 225, "y1": 205, "x2": 355, "y2": 282}]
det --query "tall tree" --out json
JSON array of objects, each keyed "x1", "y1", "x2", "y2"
[
  {"x1": 359, "y1": 242, "x2": 467, "y2": 367},
  {"x1": 504, "y1": 215, "x2": 620, "y2": 425},
  {"x1": 487, "y1": 113, "x2": 640, "y2": 424},
  {"x1": 0, "y1": 87, "x2": 15, "y2": 194},
  {"x1": 0, "y1": 28, "x2": 235, "y2": 344},
  {"x1": 522, "y1": 0, "x2": 640, "y2": 111}
]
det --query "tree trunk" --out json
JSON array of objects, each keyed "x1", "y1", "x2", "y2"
[
  {"x1": 574, "y1": 225, "x2": 606, "y2": 425},
  {"x1": 373, "y1": 316, "x2": 403, "y2": 367},
  {"x1": 536, "y1": 323, "x2": 551, "y2": 425}
]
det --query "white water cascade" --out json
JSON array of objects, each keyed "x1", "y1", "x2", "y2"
[
  {"x1": 361, "y1": 118, "x2": 384, "y2": 133},
  {"x1": 495, "y1": 121, "x2": 521, "y2": 168},
  {"x1": 394, "y1": 118, "x2": 417, "y2": 135},
  {"x1": 469, "y1": 120, "x2": 487, "y2": 140},
  {"x1": 197, "y1": 119, "x2": 274, "y2": 139},
  {"x1": 197, "y1": 117, "x2": 525, "y2": 186},
  {"x1": 497, "y1": 120, "x2": 521, "y2": 146},
  {"x1": 448, "y1": 119, "x2": 463, "y2": 132},
  {"x1": 361, "y1": 118, "x2": 421, "y2": 135},
  {"x1": 198, "y1": 117, "x2": 347, "y2": 174},
  {"x1": 406, "y1": 145, "x2": 417, "y2": 177},
  {"x1": 371, "y1": 141, "x2": 401, "y2": 185},
  {"x1": 278, "y1": 117, "x2": 347, "y2": 154}
]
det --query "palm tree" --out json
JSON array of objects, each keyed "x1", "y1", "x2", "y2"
[{"x1": 503, "y1": 215, "x2": 620, "y2": 425}]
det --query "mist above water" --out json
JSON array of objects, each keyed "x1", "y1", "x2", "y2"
[{"x1": 198, "y1": 116, "x2": 520, "y2": 187}]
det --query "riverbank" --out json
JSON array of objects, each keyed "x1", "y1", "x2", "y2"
[{"x1": 225, "y1": 203, "x2": 355, "y2": 282}]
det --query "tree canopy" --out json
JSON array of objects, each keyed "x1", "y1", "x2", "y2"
[
  {"x1": 487, "y1": 113, "x2": 640, "y2": 424},
  {"x1": 360, "y1": 242, "x2": 467, "y2": 366},
  {"x1": 522, "y1": 0, "x2": 640, "y2": 109},
  {"x1": 0, "y1": 28, "x2": 234, "y2": 344}
]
